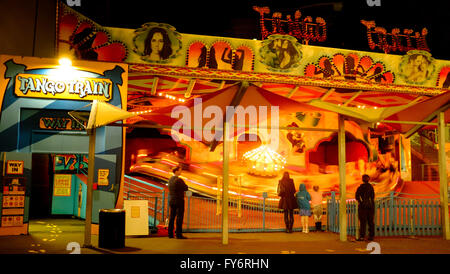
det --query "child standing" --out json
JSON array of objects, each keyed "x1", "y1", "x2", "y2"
[
  {"x1": 296, "y1": 183, "x2": 311, "y2": 233},
  {"x1": 310, "y1": 185, "x2": 324, "y2": 232}
]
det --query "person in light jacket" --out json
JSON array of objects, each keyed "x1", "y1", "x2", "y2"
[
  {"x1": 310, "y1": 185, "x2": 324, "y2": 232},
  {"x1": 296, "y1": 183, "x2": 311, "y2": 233}
]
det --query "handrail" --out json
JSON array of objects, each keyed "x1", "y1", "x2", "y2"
[{"x1": 124, "y1": 174, "x2": 165, "y2": 191}]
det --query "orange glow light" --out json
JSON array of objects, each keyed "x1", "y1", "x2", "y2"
[{"x1": 242, "y1": 145, "x2": 286, "y2": 177}]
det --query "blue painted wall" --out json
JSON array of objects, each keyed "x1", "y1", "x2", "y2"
[{"x1": 0, "y1": 57, "x2": 127, "y2": 226}]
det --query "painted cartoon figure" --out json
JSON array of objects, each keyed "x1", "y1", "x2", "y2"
[
  {"x1": 313, "y1": 59, "x2": 336, "y2": 78},
  {"x1": 267, "y1": 38, "x2": 299, "y2": 69},
  {"x1": 260, "y1": 36, "x2": 301, "y2": 71},
  {"x1": 404, "y1": 54, "x2": 431, "y2": 83},
  {"x1": 442, "y1": 72, "x2": 450, "y2": 89},
  {"x1": 399, "y1": 51, "x2": 435, "y2": 84},
  {"x1": 70, "y1": 27, "x2": 99, "y2": 61},
  {"x1": 286, "y1": 122, "x2": 306, "y2": 153}
]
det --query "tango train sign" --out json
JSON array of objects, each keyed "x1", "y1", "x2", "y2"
[{"x1": 15, "y1": 74, "x2": 112, "y2": 101}]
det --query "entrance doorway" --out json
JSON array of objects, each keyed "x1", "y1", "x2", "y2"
[
  {"x1": 29, "y1": 154, "x2": 53, "y2": 219},
  {"x1": 29, "y1": 153, "x2": 88, "y2": 220}
]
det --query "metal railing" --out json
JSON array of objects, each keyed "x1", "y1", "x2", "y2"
[
  {"x1": 421, "y1": 163, "x2": 439, "y2": 181},
  {"x1": 327, "y1": 191, "x2": 442, "y2": 237},
  {"x1": 124, "y1": 175, "x2": 168, "y2": 228},
  {"x1": 123, "y1": 175, "x2": 444, "y2": 236}
]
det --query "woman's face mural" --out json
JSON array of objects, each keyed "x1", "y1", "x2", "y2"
[
  {"x1": 151, "y1": 32, "x2": 164, "y2": 54},
  {"x1": 133, "y1": 23, "x2": 182, "y2": 63}
]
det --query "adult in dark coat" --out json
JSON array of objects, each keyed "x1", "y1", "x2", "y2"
[
  {"x1": 168, "y1": 166, "x2": 189, "y2": 239},
  {"x1": 355, "y1": 174, "x2": 375, "y2": 241},
  {"x1": 278, "y1": 172, "x2": 297, "y2": 233}
]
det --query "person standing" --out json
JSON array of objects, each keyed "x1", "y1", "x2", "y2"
[
  {"x1": 168, "y1": 166, "x2": 189, "y2": 239},
  {"x1": 296, "y1": 183, "x2": 311, "y2": 233},
  {"x1": 277, "y1": 172, "x2": 297, "y2": 233},
  {"x1": 310, "y1": 185, "x2": 324, "y2": 232},
  {"x1": 355, "y1": 174, "x2": 375, "y2": 241}
]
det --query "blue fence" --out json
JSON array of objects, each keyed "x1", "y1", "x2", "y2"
[
  {"x1": 124, "y1": 175, "x2": 443, "y2": 236},
  {"x1": 327, "y1": 191, "x2": 442, "y2": 237},
  {"x1": 124, "y1": 175, "x2": 167, "y2": 227}
]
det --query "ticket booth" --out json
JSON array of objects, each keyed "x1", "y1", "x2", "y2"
[{"x1": 0, "y1": 55, "x2": 128, "y2": 235}]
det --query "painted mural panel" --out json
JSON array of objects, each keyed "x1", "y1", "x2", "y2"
[
  {"x1": 0, "y1": 54, "x2": 128, "y2": 225},
  {"x1": 57, "y1": 3, "x2": 450, "y2": 92},
  {"x1": 259, "y1": 35, "x2": 302, "y2": 72},
  {"x1": 133, "y1": 22, "x2": 182, "y2": 64},
  {"x1": 58, "y1": 12, "x2": 128, "y2": 62},
  {"x1": 436, "y1": 67, "x2": 450, "y2": 89},
  {"x1": 304, "y1": 53, "x2": 395, "y2": 83},
  {"x1": 398, "y1": 50, "x2": 436, "y2": 85}
]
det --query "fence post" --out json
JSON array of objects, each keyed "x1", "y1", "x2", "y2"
[
  {"x1": 186, "y1": 191, "x2": 192, "y2": 231},
  {"x1": 238, "y1": 175, "x2": 242, "y2": 218},
  {"x1": 328, "y1": 193, "x2": 332, "y2": 232},
  {"x1": 154, "y1": 196, "x2": 158, "y2": 227},
  {"x1": 355, "y1": 202, "x2": 359, "y2": 238},
  {"x1": 126, "y1": 177, "x2": 130, "y2": 200},
  {"x1": 217, "y1": 176, "x2": 222, "y2": 215},
  {"x1": 161, "y1": 190, "x2": 166, "y2": 223},
  {"x1": 330, "y1": 191, "x2": 336, "y2": 232},
  {"x1": 389, "y1": 191, "x2": 394, "y2": 236},
  {"x1": 166, "y1": 193, "x2": 170, "y2": 225},
  {"x1": 410, "y1": 200, "x2": 416, "y2": 237},
  {"x1": 262, "y1": 192, "x2": 267, "y2": 232}
]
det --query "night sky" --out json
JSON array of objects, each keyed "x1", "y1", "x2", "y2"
[{"x1": 71, "y1": 0, "x2": 450, "y2": 60}]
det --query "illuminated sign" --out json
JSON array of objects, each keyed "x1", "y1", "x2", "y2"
[
  {"x1": 39, "y1": 117, "x2": 86, "y2": 131},
  {"x1": 6, "y1": 161, "x2": 24, "y2": 175},
  {"x1": 14, "y1": 74, "x2": 112, "y2": 101},
  {"x1": 53, "y1": 174, "x2": 72, "y2": 197},
  {"x1": 98, "y1": 169, "x2": 110, "y2": 186}
]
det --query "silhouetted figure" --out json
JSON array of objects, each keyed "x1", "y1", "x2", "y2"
[
  {"x1": 371, "y1": 67, "x2": 387, "y2": 83},
  {"x1": 442, "y1": 72, "x2": 450, "y2": 89},
  {"x1": 233, "y1": 49, "x2": 245, "y2": 71},
  {"x1": 344, "y1": 56, "x2": 357, "y2": 81},
  {"x1": 277, "y1": 172, "x2": 297, "y2": 233},
  {"x1": 355, "y1": 174, "x2": 375, "y2": 241},
  {"x1": 208, "y1": 46, "x2": 218, "y2": 69},
  {"x1": 197, "y1": 46, "x2": 207, "y2": 68},
  {"x1": 71, "y1": 27, "x2": 99, "y2": 60},
  {"x1": 168, "y1": 166, "x2": 189, "y2": 239},
  {"x1": 314, "y1": 59, "x2": 335, "y2": 78}
]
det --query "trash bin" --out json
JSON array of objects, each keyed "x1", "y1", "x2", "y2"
[{"x1": 98, "y1": 209, "x2": 125, "y2": 249}]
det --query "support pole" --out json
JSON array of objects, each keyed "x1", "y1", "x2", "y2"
[
  {"x1": 84, "y1": 127, "x2": 96, "y2": 248},
  {"x1": 438, "y1": 111, "x2": 450, "y2": 240},
  {"x1": 222, "y1": 121, "x2": 230, "y2": 245},
  {"x1": 338, "y1": 114, "x2": 347, "y2": 241}
]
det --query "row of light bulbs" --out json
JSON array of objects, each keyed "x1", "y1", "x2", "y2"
[
  {"x1": 157, "y1": 92, "x2": 186, "y2": 102},
  {"x1": 337, "y1": 104, "x2": 378, "y2": 109},
  {"x1": 131, "y1": 92, "x2": 186, "y2": 115},
  {"x1": 131, "y1": 109, "x2": 152, "y2": 115}
]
